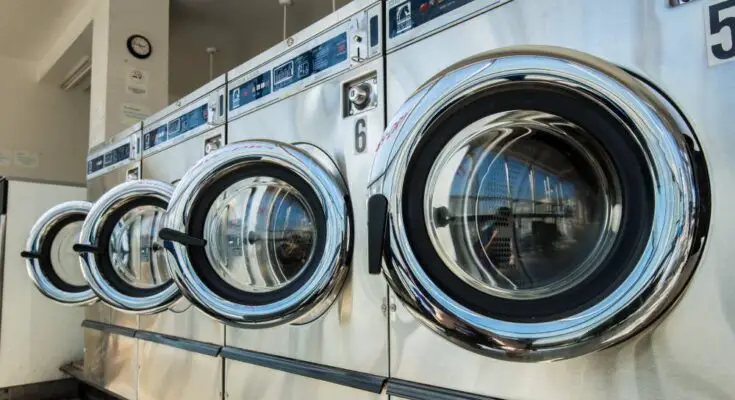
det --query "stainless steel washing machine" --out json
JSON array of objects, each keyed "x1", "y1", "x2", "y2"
[
  {"x1": 158, "y1": 1, "x2": 387, "y2": 398},
  {"x1": 77, "y1": 124, "x2": 146, "y2": 399},
  {"x1": 136, "y1": 74, "x2": 227, "y2": 400},
  {"x1": 368, "y1": 0, "x2": 729, "y2": 399}
]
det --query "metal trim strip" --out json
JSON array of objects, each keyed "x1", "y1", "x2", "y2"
[
  {"x1": 80, "y1": 320, "x2": 136, "y2": 338},
  {"x1": 135, "y1": 330, "x2": 221, "y2": 357},
  {"x1": 220, "y1": 346, "x2": 387, "y2": 394},
  {"x1": 386, "y1": 379, "x2": 502, "y2": 400}
]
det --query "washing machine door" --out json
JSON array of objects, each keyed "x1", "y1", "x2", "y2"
[
  {"x1": 159, "y1": 140, "x2": 351, "y2": 327},
  {"x1": 368, "y1": 48, "x2": 710, "y2": 361},
  {"x1": 74, "y1": 180, "x2": 179, "y2": 313},
  {"x1": 22, "y1": 201, "x2": 97, "y2": 305}
]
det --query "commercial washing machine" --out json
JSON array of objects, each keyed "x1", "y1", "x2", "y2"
[
  {"x1": 367, "y1": 0, "x2": 731, "y2": 399},
  {"x1": 15, "y1": 179, "x2": 91, "y2": 389},
  {"x1": 75, "y1": 124, "x2": 149, "y2": 400},
  {"x1": 136, "y1": 74, "x2": 227, "y2": 400},
  {"x1": 158, "y1": 0, "x2": 388, "y2": 398}
]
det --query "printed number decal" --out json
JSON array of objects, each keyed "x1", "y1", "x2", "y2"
[
  {"x1": 707, "y1": 0, "x2": 735, "y2": 65},
  {"x1": 355, "y1": 118, "x2": 367, "y2": 154}
]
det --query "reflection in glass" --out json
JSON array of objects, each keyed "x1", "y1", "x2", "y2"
[
  {"x1": 204, "y1": 177, "x2": 316, "y2": 293},
  {"x1": 50, "y1": 220, "x2": 87, "y2": 286},
  {"x1": 425, "y1": 111, "x2": 621, "y2": 300},
  {"x1": 108, "y1": 204, "x2": 170, "y2": 289}
]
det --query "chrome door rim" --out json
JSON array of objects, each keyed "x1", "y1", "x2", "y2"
[
  {"x1": 25, "y1": 201, "x2": 97, "y2": 306},
  {"x1": 369, "y1": 46, "x2": 709, "y2": 361},
  {"x1": 77, "y1": 180, "x2": 179, "y2": 313},
  {"x1": 161, "y1": 140, "x2": 350, "y2": 327}
]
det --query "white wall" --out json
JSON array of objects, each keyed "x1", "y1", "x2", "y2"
[{"x1": 0, "y1": 56, "x2": 89, "y2": 184}]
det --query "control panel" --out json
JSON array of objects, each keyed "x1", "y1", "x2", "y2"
[
  {"x1": 227, "y1": 3, "x2": 381, "y2": 119},
  {"x1": 229, "y1": 32, "x2": 348, "y2": 114},
  {"x1": 142, "y1": 87, "x2": 225, "y2": 155},
  {"x1": 87, "y1": 133, "x2": 139, "y2": 179},
  {"x1": 386, "y1": 0, "x2": 511, "y2": 48}
]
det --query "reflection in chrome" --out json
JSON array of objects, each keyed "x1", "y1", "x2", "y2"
[
  {"x1": 108, "y1": 204, "x2": 170, "y2": 289},
  {"x1": 204, "y1": 177, "x2": 316, "y2": 293},
  {"x1": 25, "y1": 201, "x2": 97, "y2": 305},
  {"x1": 78, "y1": 180, "x2": 180, "y2": 313},
  {"x1": 162, "y1": 140, "x2": 350, "y2": 327},
  {"x1": 50, "y1": 220, "x2": 88, "y2": 287},
  {"x1": 426, "y1": 111, "x2": 621, "y2": 300},
  {"x1": 369, "y1": 48, "x2": 709, "y2": 361}
]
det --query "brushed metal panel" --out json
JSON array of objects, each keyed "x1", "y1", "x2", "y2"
[
  {"x1": 384, "y1": 0, "x2": 735, "y2": 398},
  {"x1": 83, "y1": 328, "x2": 107, "y2": 388},
  {"x1": 137, "y1": 340, "x2": 223, "y2": 400},
  {"x1": 86, "y1": 161, "x2": 140, "y2": 202},
  {"x1": 225, "y1": 57, "x2": 389, "y2": 375},
  {"x1": 140, "y1": 126, "x2": 225, "y2": 185},
  {"x1": 138, "y1": 305, "x2": 223, "y2": 345},
  {"x1": 225, "y1": 360, "x2": 385, "y2": 400},
  {"x1": 103, "y1": 334, "x2": 138, "y2": 400}
]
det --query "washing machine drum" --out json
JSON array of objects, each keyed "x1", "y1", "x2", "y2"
[
  {"x1": 23, "y1": 201, "x2": 97, "y2": 305},
  {"x1": 74, "y1": 180, "x2": 179, "y2": 313},
  {"x1": 159, "y1": 141, "x2": 351, "y2": 327},
  {"x1": 369, "y1": 48, "x2": 710, "y2": 361}
]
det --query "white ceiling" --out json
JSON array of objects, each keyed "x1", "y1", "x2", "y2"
[{"x1": 0, "y1": 0, "x2": 88, "y2": 61}]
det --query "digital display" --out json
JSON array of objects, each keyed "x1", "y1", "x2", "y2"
[
  {"x1": 167, "y1": 119, "x2": 181, "y2": 137},
  {"x1": 272, "y1": 32, "x2": 348, "y2": 92},
  {"x1": 103, "y1": 143, "x2": 131, "y2": 168},
  {"x1": 388, "y1": 0, "x2": 478, "y2": 38},
  {"x1": 273, "y1": 61, "x2": 295, "y2": 86},
  {"x1": 143, "y1": 125, "x2": 167, "y2": 151},
  {"x1": 87, "y1": 155, "x2": 104, "y2": 175},
  {"x1": 229, "y1": 71, "x2": 272, "y2": 112}
]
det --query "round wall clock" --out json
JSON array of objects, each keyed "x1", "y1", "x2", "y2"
[{"x1": 127, "y1": 35, "x2": 152, "y2": 59}]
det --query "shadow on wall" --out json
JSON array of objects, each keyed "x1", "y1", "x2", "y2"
[{"x1": 0, "y1": 56, "x2": 90, "y2": 185}]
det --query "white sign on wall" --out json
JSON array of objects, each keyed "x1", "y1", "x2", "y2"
[
  {"x1": 126, "y1": 67, "x2": 150, "y2": 96},
  {"x1": 121, "y1": 103, "x2": 149, "y2": 126}
]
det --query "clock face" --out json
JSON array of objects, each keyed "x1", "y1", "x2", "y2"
[{"x1": 127, "y1": 35, "x2": 152, "y2": 59}]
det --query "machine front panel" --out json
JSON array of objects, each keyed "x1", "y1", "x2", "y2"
[
  {"x1": 383, "y1": 0, "x2": 734, "y2": 398},
  {"x1": 226, "y1": 57, "x2": 388, "y2": 376},
  {"x1": 137, "y1": 341, "x2": 222, "y2": 400}
]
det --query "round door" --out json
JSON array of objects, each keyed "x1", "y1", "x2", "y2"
[
  {"x1": 368, "y1": 47, "x2": 710, "y2": 361},
  {"x1": 23, "y1": 201, "x2": 97, "y2": 305},
  {"x1": 75, "y1": 180, "x2": 179, "y2": 313},
  {"x1": 159, "y1": 140, "x2": 351, "y2": 327}
]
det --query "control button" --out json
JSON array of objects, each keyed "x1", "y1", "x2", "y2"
[
  {"x1": 419, "y1": 3, "x2": 430, "y2": 13},
  {"x1": 348, "y1": 83, "x2": 371, "y2": 109},
  {"x1": 205, "y1": 136, "x2": 222, "y2": 155}
]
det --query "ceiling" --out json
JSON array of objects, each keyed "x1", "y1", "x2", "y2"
[
  {"x1": 169, "y1": 0, "x2": 351, "y2": 97},
  {"x1": 0, "y1": 0, "x2": 87, "y2": 61}
]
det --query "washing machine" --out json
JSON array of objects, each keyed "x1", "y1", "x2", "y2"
[
  {"x1": 135, "y1": 74, "x2": 227, "y2": 400},
  {"x1": 23, "y1": 200, "x2": 96, "y2": 308},
  {"x1": 367, "y1": 0, "x2": 731, "y2": 399},
  {"x1": 74, "y1": 124, "x2": 152, "y2": 400},
  {"x1": 158, "y1": 0, "x2": 387, "y2": 398}
]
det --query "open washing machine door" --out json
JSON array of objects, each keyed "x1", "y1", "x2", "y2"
[
  {"x1": 368, "y1": 47, "x2": 710, "y2": 362},
  {"x1": 74, "y1": 180, "x2": 179, "y2": 314},
  {"x1": 22, "y1": 201, "x2": 97, "y2": 306},
  {"x1": 159, "y1": 140, "x2": 351, "y2": 327}
]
